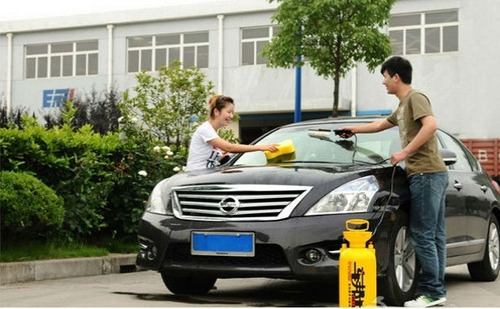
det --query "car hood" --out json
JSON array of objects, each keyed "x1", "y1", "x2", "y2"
[
  {"x1": 169, "y1": 163, "x2": 379, "y2": 188},
  {"x1": 159, "y1": 163, "x2": 391, "y2": 218}
]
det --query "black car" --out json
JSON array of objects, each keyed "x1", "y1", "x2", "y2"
[{"x1": 136, "y1": 117, "x2": 500, "y2": 305}]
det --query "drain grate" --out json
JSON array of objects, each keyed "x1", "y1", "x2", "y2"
[{"x1": 120, "y1": 264, "x2": 137, "y2": 273}]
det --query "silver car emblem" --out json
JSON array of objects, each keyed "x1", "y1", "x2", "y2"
[{"x1": 219, "y1": 196, "x2": 240, "y2": 215}]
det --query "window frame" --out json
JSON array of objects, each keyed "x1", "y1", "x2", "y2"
[
  {"x1": 240, "y1": 25, "x2": 279, "y2": 66},
  {"x1": 126, "y1": 31, "x2": 209, "y2": 73},
  {"x1": 437, "y1": 130, "x2": 479, "y2": 173},
  {"x1": 24, "y1": 40, "x2": 98, "y2": 79},
  {"x1": 388, "y1": 10, "x2": 459, "y2": 56}
]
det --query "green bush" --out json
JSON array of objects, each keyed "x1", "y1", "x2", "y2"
[
  {"x1": 0, "y1": 171, "x2": 64, "y2": 240},
  {"x1": 105, "y1": 139, "x2": 186, "y2": 236},
  {"x1": 0, "y1": 119, "x2": 121, "y2": 241},
  {"x1": 0, "y1": 114, "x2": 185, "y2": 241},
  {"x1": 1, "y1": 63, "x2": 215, "y2": 245}
]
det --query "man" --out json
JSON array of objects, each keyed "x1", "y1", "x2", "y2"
[{"x1": 342, "y1": 56, "x2": 448, "y2": 307}]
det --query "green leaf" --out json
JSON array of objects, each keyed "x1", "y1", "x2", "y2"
[{"x1": 264, "y1": 0, "x2": 396, "y2": 117}]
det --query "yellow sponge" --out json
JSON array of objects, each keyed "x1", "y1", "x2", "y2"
[{"x1": 264, "y1": 139, "x2": 295, "y2": 160}]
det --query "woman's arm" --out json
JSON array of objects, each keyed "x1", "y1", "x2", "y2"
[{"x1": 209, "y1": 138, "x2": 278, "y2": 153}]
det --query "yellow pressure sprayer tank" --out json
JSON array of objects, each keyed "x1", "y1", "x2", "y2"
[{"x1": 339, "y1": 219, "x2": 377, "y2": 307}]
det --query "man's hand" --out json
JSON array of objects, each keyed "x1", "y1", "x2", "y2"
[
  {"x1": 337, "y1": 128, "x2": 355, "y2": 138},
  {"x1": 390, "y1": 149, "x2": 409, "y2": 165}
]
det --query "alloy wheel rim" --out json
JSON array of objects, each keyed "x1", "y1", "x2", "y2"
[
  {"x1": 488, "y1": 221, "x2": 499, "y2": 271},
  {"x1": 394, "y1": 226, "x2": 416, "y2": 292}
]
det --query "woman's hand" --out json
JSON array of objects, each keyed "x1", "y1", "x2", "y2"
[{"x1": 260, "y1": 144, "x2": 279, "y2": 152}]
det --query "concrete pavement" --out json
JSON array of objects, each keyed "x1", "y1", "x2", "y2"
[
  {"x1": 1, "y1": 265, "x2": 499, "y2": 307},
  {"x1": 0, "y1": 253, "x2": 137, "y2": 285}
]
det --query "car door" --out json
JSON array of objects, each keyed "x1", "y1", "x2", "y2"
[{"x1": 437, "y1": 131, "x2": 491, "y2": 256}]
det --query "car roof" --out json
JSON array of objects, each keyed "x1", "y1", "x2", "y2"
[{"x1": 279, "y1": 116, "x2": 385, "y2": 128}]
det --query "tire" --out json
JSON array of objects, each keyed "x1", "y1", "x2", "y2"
[
  {"x1": 161, "y1": 272, "x2": 217, "y2": 295},
  {"x1": 467, "y1": 215, "x2": 500, "y2": 281},
  {"x1": 379, "y1": 211, "x2": 419, "y2": 306}
]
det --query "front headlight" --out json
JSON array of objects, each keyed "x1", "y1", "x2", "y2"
[
  {"x1": 146, "y1": 180, "x2": 172, "y2": 215},
  {"x1": 305, "y1": 175, "x2": 379, "y2": 215}
]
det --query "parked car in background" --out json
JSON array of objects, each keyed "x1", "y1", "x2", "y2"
[{"x1": 136, "y1": 117, "x2": 500, "y2": 306}]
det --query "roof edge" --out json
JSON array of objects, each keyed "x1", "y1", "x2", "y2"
[{"x1": 1, "y1": 0, "x2": 278, "y2": 34}]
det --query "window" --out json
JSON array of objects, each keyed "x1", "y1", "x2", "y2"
[
  {"x1": 127, "y1": 32, "x2": 209, "y2": 73},
  {"x1": 438, "y1": 131, "x2": 476, "y2": 172},
  {"x1": 241, "y1": 26, "x2": 279, "y2": 66},
  {"x1": 25, "y1": 40, "x2": 98, "y2": 79},
  {"x1": 388, "y1": 10, "x2": 458, "y2": 55}
]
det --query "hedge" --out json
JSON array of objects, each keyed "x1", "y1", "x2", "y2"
[
  {"x1": 0, "y1": 121, "x2": 183, "y2": 242},
  {"x1": 0, "y1": 171, "x2": 64, "y2": 240}
]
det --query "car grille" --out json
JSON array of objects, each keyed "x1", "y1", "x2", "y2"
[{"x1": 172, "y1": 184, "x2": 312, "y2": 221}]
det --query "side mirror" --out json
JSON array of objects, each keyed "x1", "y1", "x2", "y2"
[{"x1": 440, "y1": 149, "x2": 457, "y2": 166}]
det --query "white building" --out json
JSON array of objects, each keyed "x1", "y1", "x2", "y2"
[{"x1": 1, "y1": 0, "x2": 499, "y2": 142}]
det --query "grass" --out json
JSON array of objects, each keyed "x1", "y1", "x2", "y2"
[{"x1": 0, "y1": 238, "x2": 139, "y2": 263}]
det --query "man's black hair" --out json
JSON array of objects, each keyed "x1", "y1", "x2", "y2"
[{"x1": 380, "y1": 56, "x2": 412, "y2": 84}]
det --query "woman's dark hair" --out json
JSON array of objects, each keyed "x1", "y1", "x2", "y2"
[
  {"x1": 380, "y1": 56, "x2": 413, "y2": 84},
  {"x1": 208, "y1": 95, "x2": 234, "y2": 119}
]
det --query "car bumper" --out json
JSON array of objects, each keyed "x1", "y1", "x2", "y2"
[{"x1": 136, "y1": 211, "x2": 389, "y2": 280}]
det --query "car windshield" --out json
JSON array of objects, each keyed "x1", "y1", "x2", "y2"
[{"x1": 233, "y1": 122, "x2": 401, "y2": 166}]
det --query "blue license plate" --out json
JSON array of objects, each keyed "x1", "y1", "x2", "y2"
[{"x1": 191, "y1": 232, "x2": 255, "y2": 257}]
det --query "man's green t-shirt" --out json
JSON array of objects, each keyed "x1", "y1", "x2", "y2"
[{"x1": 386, "y1": 89, "x2": 446, "y2": 177}]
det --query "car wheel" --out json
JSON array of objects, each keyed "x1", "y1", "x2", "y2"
[
  {"x1": 379, "y1": 211, "x2": 419, "y2": 306},
  {"x1": 161, "y1": 272, "x2": 217, "y2": 295},
  {"x1": 467, "y1": 215, "x2": 500, "y2": 281}
]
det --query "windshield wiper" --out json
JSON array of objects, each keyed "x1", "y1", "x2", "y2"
[{"x1": 353, "y1": 158, "x2": 391, "y2": 165}]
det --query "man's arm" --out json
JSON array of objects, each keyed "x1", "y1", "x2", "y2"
[
  {"x1": 390, "y1": 115, "x2": 437, "y2": 165},
  {"x1": 342, "y1": 118, "x2": 394, "y2": 136}
]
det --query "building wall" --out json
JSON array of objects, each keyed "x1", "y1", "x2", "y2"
[
  {"x1": 356, "y1": 0, "x2": 500, "y2": 139},
  {"x1": 6, "y1": 26, "x2": 109, "y2": 117},
  {"x1": 1, "y1": 0, "x2": 499, "y2": 139}
]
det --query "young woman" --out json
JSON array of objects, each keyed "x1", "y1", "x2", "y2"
[{"x1": 185, "y1": 95, "x2": 278, "y2": 171}]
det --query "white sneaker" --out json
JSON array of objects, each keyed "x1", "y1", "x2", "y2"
[{"x1": 404, "y1": 295, "x2": 446, "y2": 307}]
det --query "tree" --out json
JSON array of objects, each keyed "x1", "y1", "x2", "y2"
[
  {"x1": 43, "y1": 88, "x2": 121, "y2": 134},
  {"x1": 263, "y1": 0, "x2": 395, "y2": 117},
  {"x1": 119, "y1": 61, "x2": 214, "y2": 146}
]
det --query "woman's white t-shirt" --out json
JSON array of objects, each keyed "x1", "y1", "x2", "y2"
[{"x1": 185, "y1": 121, "x2": 222, "y2": 171}]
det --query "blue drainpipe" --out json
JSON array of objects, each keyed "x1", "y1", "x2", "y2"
[{"x1": 294, "y1": 55, "x2": 302, "y2": 123}]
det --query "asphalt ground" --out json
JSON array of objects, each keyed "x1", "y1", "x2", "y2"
[{"x1": 1, "y1": 260, "x2": 499, "y2": 307}]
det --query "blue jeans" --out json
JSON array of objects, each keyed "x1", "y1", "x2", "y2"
[{"x1": 409, "y1": 171, "x2": 448, "y2": 298}]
